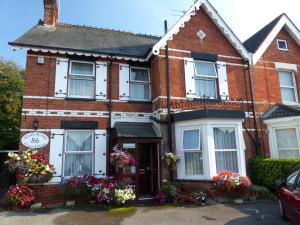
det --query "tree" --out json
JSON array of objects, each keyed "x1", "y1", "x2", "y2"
[{"x1": 0, "y1": 58, "x2": 24, "y2": 150}]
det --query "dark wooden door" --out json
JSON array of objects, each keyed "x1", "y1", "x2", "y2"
[
  {"x1": 0, "y1": 153, "x2": 16, "y2": 196},
  {"x1": 138, "y1": 144, "x2": 159, "y2": 197}
]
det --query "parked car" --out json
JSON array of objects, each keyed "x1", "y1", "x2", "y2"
[{"x1": 276, "y1": 165, "x2": 300, "y2": 225}]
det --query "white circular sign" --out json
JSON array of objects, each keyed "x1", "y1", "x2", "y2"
[{"x1": 21, "y1": 132, "x2": 49, "y2": 149}]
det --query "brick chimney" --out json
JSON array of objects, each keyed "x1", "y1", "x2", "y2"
[{"x1": 43, "y1": 0, "x2": 58, "y2": 25}]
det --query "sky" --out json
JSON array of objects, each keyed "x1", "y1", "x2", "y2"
[{"x1": 0, "y1": 0, "x2": 299, "y2": 68}]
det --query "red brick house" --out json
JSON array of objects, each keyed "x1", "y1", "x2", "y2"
[{"x1": 9, "y1": 0, "x2": 300, "y2": 205}]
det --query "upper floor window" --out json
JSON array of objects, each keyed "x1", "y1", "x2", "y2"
[
  {"x1": 278, "y1": 71, "x2": 298, "y2": 103},
  {"x1": 68, "y1": 61, "x2": 95, "y2": 98},
  {"x1": 194, "y1": 61, "x2": 217, "y2": 99},
  {"x1": 129, "y1": 68, "x2": 150, "y2": 101},
  {"x1": 277, "y1": 39, "x2": 288, "y2": 51}
]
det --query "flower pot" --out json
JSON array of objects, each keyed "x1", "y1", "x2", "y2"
[{"x1": 164, "y1": 158, "x2": 172, "y2": 167}]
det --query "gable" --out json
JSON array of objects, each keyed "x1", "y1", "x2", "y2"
[
  {"x1": 167, "y1": 7, "x2": 241, "y2": 57},
  {"x1": 152, "y1": 0, "x2": 249, "y2": 60}
]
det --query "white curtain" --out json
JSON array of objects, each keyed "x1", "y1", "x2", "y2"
[
  {"x1": 276, "y1": 128, "x2": 300, "y2": 158},
  {"x1": 194, "y1": 62, "x2": 216, "y2": 77},
  {"x1": 130, "y1": 83, "x2": 149, "y2": 100},
  {"x1": 183, "y1": 130, "x2": 199, "y2": 149},
  {"x1": 65, "y1": 131, "x2": 93, "y2": 176},
  {"x1": 185, "y1": 152, "x2": 203, "y2": 175},
  {"x1": 71, "y1": 62, "x2": 93, "y2": 76},
  {"x1": 213, "y1": 127, "x2": 238, "y2": 173},
  {"x1": 130, "y1": 68, "x2": 149, "y2": 81},
  {"x1": 69, "y1": 78, "x2": 94, "y2": 97},
  {"x1": 195, "y1": 79, "x2": 216, "y2": 98}
]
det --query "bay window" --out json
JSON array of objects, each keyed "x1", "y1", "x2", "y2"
[
  {"x1": 64, "y1": 130, "x2": 93, "y2": 176},
  {"x1": 129, "y1": 68, "x2": 150, "y2": 101},
  {"x1": 68, "y1": 61, "x2": 95, "y2": 98},
  {"x1": 182, "y1": 129, "x2": 203, "y2": 175},
  {"x1": 194, "y1": 61, "x2": 217, "y2": 99},
  {"x1": 213, "y1": 127, "x2": 239, "y2": 173},
  {"x1": 275, "y1": 128, "x2": 300, "y2": 158},
  {"x1": 279, "y1": 71, "x2": 297, "y2": 103}
]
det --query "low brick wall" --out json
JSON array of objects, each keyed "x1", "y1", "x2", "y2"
[{"x1": 29, "y1": 184, "x2": 67, "y2": 207}]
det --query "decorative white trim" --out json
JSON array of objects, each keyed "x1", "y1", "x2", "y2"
[
  {"x1": 252, "y1": 15, "x2": 300, "y2": 65},
  {"x1": 22, "y1": 109, "x2": 153, "y2": 118},
  {"x1": 275, "y1": 62, "x2": 298, "y2": 72},
  {"x1": 152, "y1": 0, "x2": 249, "y2": 60},
  {"x1": 12, "y1": 46, "x2": 147, "y2": 62},
  {"x1": 20, "y1": 129, "x2": 51, "y2": 132}
]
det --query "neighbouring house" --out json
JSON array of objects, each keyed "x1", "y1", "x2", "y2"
[{"x1": 8, "y1": 0, "x2": 300, "y2": 206}]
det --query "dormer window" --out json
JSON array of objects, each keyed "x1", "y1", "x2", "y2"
[{"x1": 277, "y1": 39, "x2": 288, "y2": 51}]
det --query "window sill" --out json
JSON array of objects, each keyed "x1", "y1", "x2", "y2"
[
  {"x1": 65, "y1": 97, "x2": 96, "y2": 101},
  {"x1": 127, "y1": 100, "x2": 152, "y2": 104}
]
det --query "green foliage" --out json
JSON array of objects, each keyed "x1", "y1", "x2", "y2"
[
  {"x1": 250, "y1": 185, "x2": 273, "y2": 200},
  {"x1": 0, "y1": 58, "x2": 24, "y2": 149},
  {"x1": 250, "y1": 157, "x2": 300, "y2": 191}
]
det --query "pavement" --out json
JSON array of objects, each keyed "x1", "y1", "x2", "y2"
[{"x1": 0, "y1": 201, "x2": 290, "y2": 225}]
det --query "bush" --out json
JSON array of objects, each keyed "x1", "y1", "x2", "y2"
[
  {"x1": 250, "y1": 157, "x2": 300, "y2": 191},
  {"x1": 2, "y1": 185, "x2": 35, "y2": 208},
  {"x1": 250, "y1": 185, "x2": 272, "y2": 200}
]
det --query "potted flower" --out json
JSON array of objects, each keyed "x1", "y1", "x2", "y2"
[
  {"x1": 163, "y1": 152, "x2": 179, "y2": 167},
  {"x1": 110, "y1": 150, "x2": 136, "y2": 168},
  {"x1": 2, "y1": 185, "x2": 35, "y2": 210}
]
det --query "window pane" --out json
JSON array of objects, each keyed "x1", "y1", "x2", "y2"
[
  {"x1": 278, "y1": 41, "x2": 287, "y2": 50},
  {"x1": 130, "y1": 68, "x2": 149, "y2": 81},
  {"x1": 276, "y1": 128, "x2": 298, "y2": 149},
  {"x1": 285, "y1": 171, "x2": 298, "y2": 190},
  {"x1": 71, "y1": 62, "x2": 93, "y2": 76},
  {"x1": 66, "y1": 131, "x2": 92, "y2": 152},
  {"x1": 195, "y1": 79, "x2": 216, "y2": 98},
  {"x1": 130, "y1": 83, "x2": 150, "y2": 100},
  {"x1": 194, "y1": 62, "x2": 216, "y2": 77},
  {"x1": 183, "y1": 130, "x2": 199, "y2": 150},
  {"x1": 278, "y1": 149, "x2": 300, "y2": 158},
  {"x1": 281, "y1": 87, "x2": 296, "y2": 102},
  {"x1": 279, "y1": 71, "x2": 294, "y2": 86},
  {"x1": 216, "y1": 151, "x2": 239, "y2": 173},
  {"x1": 213, "y1": 127, "x2": 236, "y2": 149},
  {"x1": 69, "y1": 79, "x2": 94, "y2": 97},
  {"x1": 64, "y1": 153, "x2": 93, "y2": 176},
  {"x1": 185, "y1": 152, "x2": 203, "y2": 175}
]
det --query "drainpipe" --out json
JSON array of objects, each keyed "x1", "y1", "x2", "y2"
[
  {"x1": 165, "y1": 20, "x2": 173, "y2": 180},
  {"x1": 247, "y1": 60, "x2": 261, "y2": 156},
  {"x1": 107, "y1": 59, "x2": 113, "y2": 176}
]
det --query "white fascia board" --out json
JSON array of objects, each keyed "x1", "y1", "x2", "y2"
[
  {"x1": 151, "y1": 0, "x2": 249, "y2": 61},
  {"x1": 252, "y1": 15, "x2": 300, "y2": 65},
  {"x1": 264, "y1": 116, "x2": 300, "y2": 125}
]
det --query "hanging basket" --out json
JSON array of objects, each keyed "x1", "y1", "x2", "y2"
[{"x1": 164, "y1": 157, "x2": 173, "y2": 167}]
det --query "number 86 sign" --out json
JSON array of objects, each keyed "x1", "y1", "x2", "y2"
[{"x1": 21, "y1": 132, "x2": 49, "y2": 149}]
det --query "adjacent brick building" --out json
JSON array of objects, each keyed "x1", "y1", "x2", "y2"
[{"x1": 9, "y1": 0, "x2": 300, "y2": 205}]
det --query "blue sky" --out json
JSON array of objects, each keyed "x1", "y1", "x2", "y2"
[{"x1": 1, "y1": 0, "x2": 299, "y2": 68}]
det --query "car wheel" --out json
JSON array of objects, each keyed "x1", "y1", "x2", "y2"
[{"x1": 279, "y1": 199, "x2": 287, "y2": 220}]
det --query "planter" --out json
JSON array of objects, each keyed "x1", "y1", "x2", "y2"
[{"x1": 164, "y1": 158, "x2": 172, "y2": 167}]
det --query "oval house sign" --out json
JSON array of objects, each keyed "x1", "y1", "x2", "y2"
[{"x1": 21, "y1": 132, "x2": 49, "y2": 149}]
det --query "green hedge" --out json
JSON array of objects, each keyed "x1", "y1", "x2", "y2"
[{"x1": 249, "y1": 157, "x2": 300, "y2": 191}]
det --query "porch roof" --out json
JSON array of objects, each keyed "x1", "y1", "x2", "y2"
[
  {"x1": 115, "y1": 122, "x2": 160, "y2": 139},
  {"x1": 262, "y1": 104, "x2": 300, "y2": 121}
]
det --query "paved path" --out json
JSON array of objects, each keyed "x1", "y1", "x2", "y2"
[{"x1": 0, "y1": 201, "x2": 289, "y2": 225}]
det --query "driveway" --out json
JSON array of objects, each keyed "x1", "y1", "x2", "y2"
[{"x1": 0, "y1": 201, "x2": 290, "y2": 225}]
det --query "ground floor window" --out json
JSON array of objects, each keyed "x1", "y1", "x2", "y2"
[
  {"x1": 175, "y1": 120, "x2": 245, "y2": 180},
  {"x1": 274, "y1": 128, "x2": 300, "y2": 158},
  {"x1": 64, "y1": 130, "x2": 94, "y2": 176}
]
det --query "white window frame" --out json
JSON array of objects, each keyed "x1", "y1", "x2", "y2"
[
  {"x1": 278, "y1": 70, "x2": 298, "y2": 104},
  {"x1": 212, "y1": 125, "x2": 240, "y2": 174},
  {"x1": 277, "y1": 39, "x2": 288, "y2": 51},
  {"x1": 67, "y1": 60, "x2": 96, "y2": 99},
  {"x1": 181, "y1": 128, "x2": 204, "y2": 178},
  {"x1": 193, "y1": 60, "x2": 218, "y2": 99},
  {"x1": 63, "y1": 130, "x2": 94, "y2": 177},
  {"x1": 129, "y1": 67, "x2": 151, "y2": 101},
  {"x1": 175, "y1": 119, "x2": 246, "y2": 181}
]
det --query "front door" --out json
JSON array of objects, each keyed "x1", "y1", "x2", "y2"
[
  {"x1": 0, "y1": 153, "x2": 16, "y2": 197},
  {"x1": 138, "y1": 143, "x2": 159, "y2": 197}
]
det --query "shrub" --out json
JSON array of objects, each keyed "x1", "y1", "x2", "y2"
[
  {"x1": 156, "y1": 182, "x2": 179, "y2": 203},
  {"x1": 250, "y1": 157, "x2": 300, "y2": 191},
  {"x1": 6, "y1": 149, "x2": 55, "y2": 184},
  {"x1": 250, "y1": 185, "x2": 272, "y2": 200},
  {"x1": 2, "y1": 185, "x2": 35, "y2": 208},
  {"x1": 212, "y1": 171, "x2": 252, "y2": 198}
]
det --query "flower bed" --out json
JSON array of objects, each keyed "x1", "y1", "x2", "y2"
[
  {"x1": 63, "y1": 176, "x2": 136, "y2": 205},
  {"x1": 2, "y1": 185, "x2": 35, "y2": 209}
]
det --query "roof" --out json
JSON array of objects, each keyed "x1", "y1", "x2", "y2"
[
  {"x1": 10, "y1": 22, "x2": 160, "y2": 59},
  {"x1": 115, "y1": 122, "x2": 160, "y2": 139},
  {"x1": 262, "y1": 104, "x2": 300, "y2": 121},
  {"x1": 243, "y1": 14, "x2": 283, "y2": 53},
  {"x1": 152, "y1": 0, "x2": 249, "y2": 60},
  {"x1": 244, "y1": 14, "x2": 300, "y2": 65}
]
